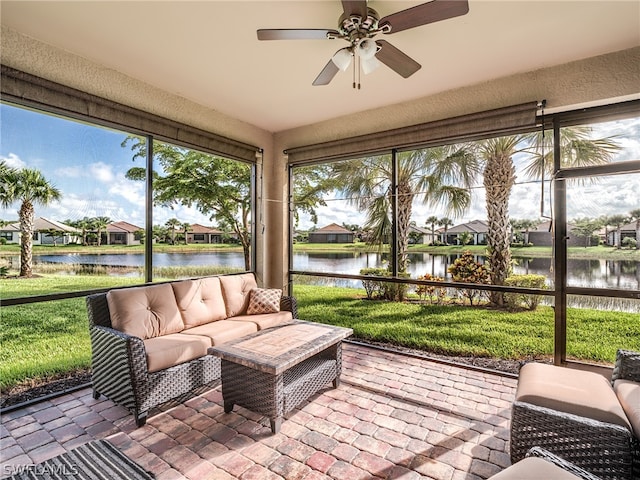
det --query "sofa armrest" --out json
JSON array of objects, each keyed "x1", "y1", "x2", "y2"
[
  {"x1": 612, "y1": 349, "x2": 640, "y2": 384},
  {"x1": 281, "y1": 295, "x2": 298, "y2": 319},
  {"x1": 89, "y1": 325, "x2": 149, "y2": 407},
  {"x1": 526, "y1": 446, "x2": 603, "y2": 480}
]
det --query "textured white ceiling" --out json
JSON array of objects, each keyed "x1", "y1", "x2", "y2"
[{"x1": 2, "y1": 1, "x2": 639, "y2": 133}]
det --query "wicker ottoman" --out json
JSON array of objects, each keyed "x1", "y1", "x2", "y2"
[{"x1": 511, "y1": 362, "x2": 635, "y2": 480}]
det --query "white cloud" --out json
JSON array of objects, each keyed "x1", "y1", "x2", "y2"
[{"x1": 1, "y1": 153, "x2": 27, "y2": 169}]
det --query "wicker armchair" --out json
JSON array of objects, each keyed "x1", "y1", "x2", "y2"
[
  {"x1": 86, "y1": 290, "x2": 298, "y2": 427},
  {"x1": 490, "y1": 446, "x2": 603, "y2": 480},
  {"x1": 510, "y1": 350, "x2": 640, "y2": 480}
]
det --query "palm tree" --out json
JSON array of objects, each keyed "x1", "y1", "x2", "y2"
[
  {"x1": 437, "y1": 217, "x2": 454, "y2": 245},
  {"x1": 479, "y1": 127, "x2": 620, "y2": 306},
  {"x1": 629, "y1": 208, "x2": 640, "y2": 250},
  {"x1": 182, "y1": 222, "x2": 191, "y2": 245},
  {"x1": 165, "y1": 218, "x2": 181, "y2": 245},
  {"x1": 1, "y1": 167, "x2": 62, "y2": 277},
  {"x1": 425, "y1": 215, "x2": 439, "y2": 245},
  {"x1": 92, "y1": 216, "x2": 111, "y2": 247},
  {"x1": 332, "y1": 146, "x2": 479, "y2": 276}
]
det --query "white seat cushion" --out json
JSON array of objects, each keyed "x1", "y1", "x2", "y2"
[
  {"x1": 143, "y1": 333, "x2": 210, "y2": 373},
  {"x1": 231, "y1": 311, "x2": 293, "y2": 330},
  {"x1": 182, "y1": 319, "x2": 258, "y2": 345},
  {"x1": 489, "y1": 457, "x2": 582, "y2": 480},
  {"x1": 614, "y1": 379, "x2": 640, "y2": 437},
  {"x1": 516, "y1": 362, "x2": 631, "y2": 430}
]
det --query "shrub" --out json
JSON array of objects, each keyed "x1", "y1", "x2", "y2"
[
  {"x1": 622, "y1": 237, "x2": 637, "y2": 249},
  {"x1": 415, "y1": 273, "x2": 446, "y2": 305},
  {"x1": 447, "y1": 250, "x2": 491, "y2": 306},
  {"x1": 504, "y1": 274, "x2": 548, "y2": 311},
  {"x1": 360, "y1": 267, "x2": 409, "y2": 301}
]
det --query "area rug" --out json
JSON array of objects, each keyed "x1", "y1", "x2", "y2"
[{"x1": 6, "y1": 440, "x2": 153, "y2": 479}]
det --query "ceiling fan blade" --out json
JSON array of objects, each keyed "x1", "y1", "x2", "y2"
[
  {"x1": 379, "y1": 0, "x2": 469, "y2": 34},
  {"x1": 375, "y1": 40, "x2": 421, "y2": 78},
  {"x1": 257, "y1": 29, "x2": 340, "y2": 40},
  {"x1": 312, "y1": 60, "x2": 340, "y2": 86},
  {"x1": 341, "y1": 0, "x2": 368, "y2": 19}
]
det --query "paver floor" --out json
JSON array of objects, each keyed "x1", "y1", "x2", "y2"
[{"x1": 1, "y1": 343, "x2": 518, "y2": 479}]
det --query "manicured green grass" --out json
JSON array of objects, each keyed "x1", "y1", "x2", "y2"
[
  {"x1": 1, "y1": 278, "x2": 638, "y2": 392},
  {"x1": 294, "y1": 285, "x2": 640, "y2": 364}
]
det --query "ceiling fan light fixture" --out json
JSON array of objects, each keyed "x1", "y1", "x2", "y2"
[
  {"x1": 331, "y1": 47, "x2": 353, "y2": 71},
  {"x1": 361, "y1": 55, "x2": 381, "y2": 75},
  {"x1": 357, "y1": 38, "x2": 378, "y2": 60}
]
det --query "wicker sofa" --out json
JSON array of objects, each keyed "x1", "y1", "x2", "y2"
[
  {"x1": 86, "y1": 273, "x2": 297, "y2": 427},
  {"x1": 510, "y1": 350, "x2": 640, "y2": 480}
]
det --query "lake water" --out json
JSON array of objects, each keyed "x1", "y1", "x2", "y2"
[{"x1": 33, "y1": 251, "x2": 640, "y2": 291}]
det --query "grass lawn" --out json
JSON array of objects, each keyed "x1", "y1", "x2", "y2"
[{"x1": 2, "y1": 276, "x2": 638, "y2": 392}]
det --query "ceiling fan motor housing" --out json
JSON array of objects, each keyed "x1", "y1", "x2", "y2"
[{"x1": 338, "y1": 8, "x2": 382, "y2": 44}]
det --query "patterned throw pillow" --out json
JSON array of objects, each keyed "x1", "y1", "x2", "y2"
[{"x1": 246, "y1": 288, "x2": 282, "y2": 315}]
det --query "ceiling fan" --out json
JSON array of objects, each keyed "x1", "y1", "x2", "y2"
[{"x1": 257, "y1": 0, "x2": 469, "y2": 88}]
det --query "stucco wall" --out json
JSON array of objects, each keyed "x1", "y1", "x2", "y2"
[{"x1": 2, "y1": 25, "x2": 638, "y2": 289}]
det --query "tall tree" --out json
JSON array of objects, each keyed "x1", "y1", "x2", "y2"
[
  {"x1": 571, "y1": 217, "x2": 602, "y2": 247},
  {"x1": 1, "y1": 167, "x2": 62, "y2": 277},
  {"x1": 479, "y1": 127, "x2": 619, "y2": 306},
  {"x1": 437, "y1": 217, "x2": 454, "y2": 245},
  {"x1": 629, "y1": 208, "x2": 640, "y2": 250},
  {"x1": 182, "y1": 222, "x2": 191, "y2": 245},
  {"x1": 331, "y1": 146, "x2": 479, "y2": 277},
  {"x1": 165, "y1": 218, "x2": 181, "y2": 245},
  {"x1": 92, "y1": 216, "x2": 111, "y2": 247},
  {"x1": 123, "y1": 137, "x2": 253, "y2": 269},
  {"x1": 425, "y1": 215, "x2": 439, "y2": 245}
]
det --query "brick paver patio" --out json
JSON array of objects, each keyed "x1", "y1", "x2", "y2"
[{"x1": 1, "y1": 343, "x2": 517, "y2": 479}]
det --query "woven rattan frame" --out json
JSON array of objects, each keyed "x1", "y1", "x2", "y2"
[
  {"x1": 511, "y1": 350, "x2": 640, "y2": 480},
  {"x1": 525, "y1": 447, "x2": 603, "y2": 480},
  {"x1": 86, "y1": 286, "x2": 298, "y2": 427},
  {"x1": 221, "y1": 341, "x2": 343, "y2": 433}
]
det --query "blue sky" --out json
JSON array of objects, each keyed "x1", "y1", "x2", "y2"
[{"x1": 2, "y1": 102, "x2": 639, "y2": 230}]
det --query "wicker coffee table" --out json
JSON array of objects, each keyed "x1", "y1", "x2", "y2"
[{"x1": 208, "y1": 320, "x2": 352, "y2": 433}]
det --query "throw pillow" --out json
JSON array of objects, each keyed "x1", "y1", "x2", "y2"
[{"x1": 247, "y1": 288, "x2": 282, "y2": 315}]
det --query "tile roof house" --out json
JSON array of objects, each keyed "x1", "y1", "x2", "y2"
[
  {"x1": 187, "y1": 224, "x2": 225, "y2": 244},
  {"x1": 443, "y1": 220, "x2": 490, "y2": 245},
  {"x1": 0, "y1": 217, "x2": 80, "y2": 245},
  {"x1": 106, "y1": 221, "x2": 143, "y2": 245},
  {"x1": 308, "y1": 223, "x2": 355, "y2": 244}
]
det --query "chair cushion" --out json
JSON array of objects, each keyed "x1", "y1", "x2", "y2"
[
  {"x1": 107, "y1": 283, "x2": 184, "y2": 339},
  {"x1": 172, "y1": 277, "x2": 227, "y2": 328},
  {"x1": 489, "y1": 457, "x2": 582, "y2": 480},
  {"x1": 182, "y1": 319, "x2": 258, "y2": 345},
  {"x1": 230, "y1": 311, "x2": 293, "y2": 330},
  {"x1": 143, "y1": 333, "x2": 210, "y2": 373},
  {"x1": 247, "y1": 288, "x2": 282, "y2": 315},
  {"x1": 219, "y1": 273, "x2": 257, "y2": 317},
  {"x1": 614, "y1": 379, "x2": 640, "y2": 437},
  {"x1": 516, "y1": 362, "x2": 631, "y2": 430}
]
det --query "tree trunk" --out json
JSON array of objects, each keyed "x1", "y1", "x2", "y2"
[
  {"x1": 396, "y1": 182, "x2": 413, "y2": 274},
  {"x1": 19, "y1": 201, "x2": 34, "y2": 278},
  {"x1": 483, "y1": 152, "x2": 515, "y2": 306}
]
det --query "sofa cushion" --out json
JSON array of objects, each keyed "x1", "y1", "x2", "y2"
[
  {"x1": 231, "y1": 311, "x2": 293, "y2": 330},
  {"x1": 614, "y1": 379, "x2": 640, "y2": 437},
  {"x1": 182, "y1": 319, "x2": 258, "y2": 345},
  {"x1": 247, "y1": 288, "x2": 282, "y2": 315},
  {"x1": 107, "y1": 283, "x2": 184, "y2": 339},
  {"x1": 219, "y1": 273, "x2": 257, "y2": 317},
  {"x1": 143, "y1": 333, "x2": 210, "y2": 373},
  {"x1": 516, "y1": 362, "x2": 631, "y2": 430},
  {"x1": 489, "y1": 457, "x2": 582, "y2": 480},
  {"x1": 172, "y1": 277, "x2": 227, "y2": 328}
]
